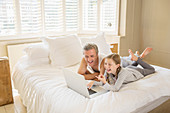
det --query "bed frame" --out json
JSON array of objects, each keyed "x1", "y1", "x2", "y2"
[
  {"x1": 132, "y1": 96, "x2": 170, "y2": 113},
  {"x1": 17, "y1": 96, "x2": 170, "y2": 113},
  {"x1": 149, "y1": 98, "x2": 170, "y2": 113}
]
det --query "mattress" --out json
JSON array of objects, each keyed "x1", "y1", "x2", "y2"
[{"x1": 12, "y1": 57, "x2": 170, "y2": 113}]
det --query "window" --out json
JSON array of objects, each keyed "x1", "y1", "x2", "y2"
[
  {"x1": 19, "y1": 0, "x2": 41, "y2": 33},
  {"x1": 83, "y1": 0, "x2": 119, "y2": 35},
  {"x1": 83, "y1": 0, "x2": 97, "y2": 30},
  {"x1": 44, "y1": 0, "x2": 63, "y2": 32},
  {"x1": 65, "y1": 0, "x2": 79, "y2": 31},
  {"x1": 0, "y1": 0, "x2": 15, "y2": 35},
  {"x1": 101, "y1": 0, "x2": 119, "y2": 34},
  {"x1": 0, "y1": 0, "x2": 119, "y2": 38}
]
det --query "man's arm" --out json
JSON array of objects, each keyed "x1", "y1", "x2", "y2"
[{"x1": 78, "y1": 58, "x2": 99, "y2": 80}]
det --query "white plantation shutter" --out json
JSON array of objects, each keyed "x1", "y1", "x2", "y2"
[
  {"x1": 19, "y1": 0, "x2": 41, "y2": 33},
  {"x1": 0, "y1": 0, "x2": 120, "y2": 37},
  {"x1": 101, "y1": 0, "x2": 119, "y2": 34},
  {"x1": 83, "y1": 0, "x2": 97, "y2": 30},
  {"x1": 0, "y1": 0, "x2": 15, "y2": 35},
  {"x1": 44, "y1": 0, "x2": 63, "y2": 32},
  {"x1": 65, "y1": 0, "x2": 78, "y2": 31}
]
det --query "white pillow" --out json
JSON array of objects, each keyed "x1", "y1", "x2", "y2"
[
  {"x1": 79, "y1": 32, "x2": 112, "y2": 55},
  {"x1": 24, "y1": 43, "x2": 49, "y2": 58},
  {"x1": 44, "y1": 35, "x2": 82, "y2": 67},
  {"x1": 23, "y1": 43, "x2": 50, "y2": 65}
]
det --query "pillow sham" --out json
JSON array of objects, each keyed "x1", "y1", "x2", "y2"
[
  {"x1": 24, "y1": 43, "x2": 49, "y2": 58},
  {"x1": 23, "y1": 43, "x2": 50, "y2": 65},
  {"x1": 44, "y1": 35, "x2": 82, "y2": 67},
  {"x1": 79, "y1": 32, "x2": 112, "y2": 55}
]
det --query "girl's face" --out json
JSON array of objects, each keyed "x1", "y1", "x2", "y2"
[{"x1": 104, "y1": 58, "x2": 120, "y2": 74}]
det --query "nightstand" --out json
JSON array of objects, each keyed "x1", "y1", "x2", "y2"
[
  {"x1": 110, "y1": 43, "x2": 118, "y2": 53},
  {"x1": 0, "y1": 57, "x2": 13, "y2": 106}
]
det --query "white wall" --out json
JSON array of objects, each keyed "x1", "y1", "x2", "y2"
[
  {"x1": 119, "y1": 0, "x2": 141, "y2": 56},
  {"x1": 119, "y1": 0, "x2": 170, "y2": 69},
  {"x1": 140, "y1": 0, "x2": 170, "y2": 69}
]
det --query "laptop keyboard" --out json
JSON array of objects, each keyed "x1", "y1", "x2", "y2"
[{"x1": 88, "y1": 88, "x2": 97, "y2": 95}]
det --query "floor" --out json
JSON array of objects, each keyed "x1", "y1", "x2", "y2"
[{"x1": 0, "y1": 89, "x2": 27, "y2": 113}]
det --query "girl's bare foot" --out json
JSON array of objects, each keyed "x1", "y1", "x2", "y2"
[
  {"x1": 140, "y1": 47, "x2": 152, "y2": 59},
  {"x1": 129, "y1": 49, "x2": 138, "y2": 61}
]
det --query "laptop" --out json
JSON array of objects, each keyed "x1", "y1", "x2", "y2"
[{"x1": 63, "y1": 68, "x2": 108, "y2": 98}]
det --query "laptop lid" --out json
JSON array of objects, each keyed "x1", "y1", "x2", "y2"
[{"x1": 63, "y1": 68, "x2": 90, "y2": 98}]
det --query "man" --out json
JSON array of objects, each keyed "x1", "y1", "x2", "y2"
[
  {"x1": 78, "y1": 43, "x2": 105, "y2": 80},
  {"x1": 78, "y1": 43, "x2": 152, "y2": 80}
]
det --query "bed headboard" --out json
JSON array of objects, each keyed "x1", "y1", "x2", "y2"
[{"x1": 7, "y1": 42, "x2": 41, "y2": 73}]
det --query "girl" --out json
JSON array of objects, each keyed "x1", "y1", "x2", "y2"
[{"x1": 87, "y1": 49, "x2": 155, "y2": 92}]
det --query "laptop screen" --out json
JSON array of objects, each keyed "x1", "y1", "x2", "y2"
[{"x1": 88, "y1": 88, "x2": 97, "y2": 95}]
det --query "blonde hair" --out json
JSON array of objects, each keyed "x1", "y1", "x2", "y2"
[
  {"x1": 106, "y1": 53, "x2": 121, "y2": 79},
  {"x1": 83, "y1": 43, "x2": 99, "y2": 55}
]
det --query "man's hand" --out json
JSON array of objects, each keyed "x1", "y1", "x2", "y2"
[
  {"x1": 82, "y1": 72, "x2": 99, "y2": 80},
  {"x1": 87, "y1": 81, "x2": 94, "y2": 89},
  {"x1": 96, "y1": 74, "x2": 106, "y2": 84}
]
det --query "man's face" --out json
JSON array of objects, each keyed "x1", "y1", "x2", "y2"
[{"x1": 84, "y1": 49, "x2": 98, "y2": 67}]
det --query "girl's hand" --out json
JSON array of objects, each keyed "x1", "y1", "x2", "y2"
[
  {"x1": 96, "y1": 74, "x2": 106, "y2": 84},
  {"x1": 87, "y1": 81, "x2": 94, "y2": 89}
]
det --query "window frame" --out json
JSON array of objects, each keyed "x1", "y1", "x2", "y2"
[{"x1": 0, "y1": 0, "x2": 120, "y2": 39}]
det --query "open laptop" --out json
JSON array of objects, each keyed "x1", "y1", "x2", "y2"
[{"x1": 63, "y1": 68, "x2": 108, "y2": 98}]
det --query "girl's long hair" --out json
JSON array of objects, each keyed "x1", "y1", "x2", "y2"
[{"x1": 106, "y1": 53, "x2": 121, "y2": 79}]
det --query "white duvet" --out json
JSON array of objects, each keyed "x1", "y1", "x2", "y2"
[{"x1": 12, "y1": 57, "x2": 170, "y2": 113}]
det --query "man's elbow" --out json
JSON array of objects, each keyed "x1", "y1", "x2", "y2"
[
  {"x1": 77, "y1": 71, "x2": 81, "y2": 75},
  {"x1": 83, "y1": 75, "x2": 92, "y2": 80},
  {"x1": 77, "y1": 70, "x2": 85, "y2": 75}
]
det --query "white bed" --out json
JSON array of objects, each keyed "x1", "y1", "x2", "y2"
[{"x1": 12, "y1": 33, "x2": 170, "y2": 113}]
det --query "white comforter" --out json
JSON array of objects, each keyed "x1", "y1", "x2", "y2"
[{"x1": 12, "y1": 57, "x2": 170, "y2": 113}]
